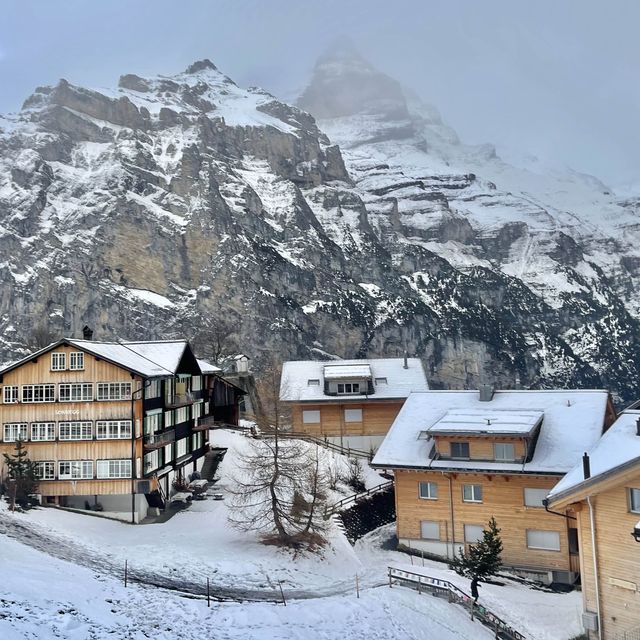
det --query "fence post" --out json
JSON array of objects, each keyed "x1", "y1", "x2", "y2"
[
  {"x1": 421, "y1": 550, "x2": 424, "y2": 567},
  {"x1": 207, "y1": 577, "x2": 210, "y2": 608},
  {"x1": 408, "y1": 541, "x2": 414, "y2": 565},
  {"x1": 389, "y1": 569, "x2": 392, "y2": 588},
  {"x1": 279, "y1": 581, "x2": 287, "y2": 606},
  {"x1": 124, "y1": 559, "x2": 128, "y2": 588},
  {"x1": 356, "y1": 574, "x2": 360, "y2": 599}
]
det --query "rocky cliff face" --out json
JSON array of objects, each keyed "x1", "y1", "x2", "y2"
[{"x1": 1, "y1": 54, "x2": 639, "y2": 401}]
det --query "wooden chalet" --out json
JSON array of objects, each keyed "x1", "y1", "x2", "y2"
[
  {"x1": 279, "y1": 356, "x2": 429, "y2": 451},
  {"x1": 547, "y1": 410, "x2": 640, "y2": 639},
  {"x1": 372, "y1": 386, "x2": 616, "y2": 584},
  {"x1": 0, "y1": 338, "x2": 242, "y2": 522}
]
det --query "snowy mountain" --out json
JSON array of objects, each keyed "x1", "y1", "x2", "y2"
[{"x1": 0, "y1": 53, "x2": 639, "y2": 400}]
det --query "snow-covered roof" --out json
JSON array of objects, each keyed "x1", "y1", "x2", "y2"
[
  {"x1": 372, "y1": 390, "x2": 609, "y2": 474},
  {"x1": 323, "y1": 364, "x2": 372, "y2": 380},
  {"x1": 0, "y1": 339, "x2": 192, "y2": 378},
  {"x1": 279, "y1": 358, "x2": 428, "y2": 402},
  {"x1": 426, "y1": 409, "x2": 543, "y2": 436},
  {"x1": 548, "y1": 410, "x2": 640, "y2": 501},
  {"x1": 196, "y1": 358, "x2": 222, "y2": 375}
]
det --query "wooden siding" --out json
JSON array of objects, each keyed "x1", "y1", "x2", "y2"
[
  {"x1": 36, "y1": 479, "x2": 133, "y2": 497},
  {"x1": 290, "y1": 401, "x2": 403, "y2": 436},
  {"x1": 395, "y1": 469, "x2": 571, "y2": 571},
  {"x1": 434, "y1": 435, "x2": 528, "y2": 461},
  {"x1": 571, "y1": 472, "x2": 640, "y2": 639}
]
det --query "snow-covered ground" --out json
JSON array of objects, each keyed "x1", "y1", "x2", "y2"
[{"x1": 0, "y1": 431, "x2": 584, "y2": 639}]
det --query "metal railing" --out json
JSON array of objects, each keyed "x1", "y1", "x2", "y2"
[
  {"x1": 143, "y1": 430, "x2": 176, "y2": 451},
  {"x1": 325, "y1": 480, "x2": 394, "y2": 517},
  {"x1": 265, "y1": 430, "x2": 373, "y2": 460},
  {"x1": 388, "y1": 567, "x2": 528, "y2": 640},
  {"x1": 166, "y1": 392, "x2": 198, "y2": 408}
]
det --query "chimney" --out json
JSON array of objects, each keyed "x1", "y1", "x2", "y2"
[
  {"x1": 82, "y1": 325, "x2": 94, "y2": 341},
  {"x1": 582, "y1": 452, "x2": 591, "y2": 480},
  {"x1": 403, "y1": 351, "x2": 408, "y2": 369},
  {"x1": 479, "y1": 384, "x2": 494, "y2": 402}
]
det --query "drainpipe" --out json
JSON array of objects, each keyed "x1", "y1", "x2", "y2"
[{"x1": 587, "y1": 495, "x2": 602, "y2": 640}]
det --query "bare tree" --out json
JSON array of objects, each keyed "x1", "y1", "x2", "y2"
[
  {"x1": 191, "y1": 313, "x2": 238, "y2": 365},
  {"x1": 27, "y1": 323, "x2": 56, "y2": 350},
  {"x1": 227, "y1": 364, "x2": 329, "y2": 548}
]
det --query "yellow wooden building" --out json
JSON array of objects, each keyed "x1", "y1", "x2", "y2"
[
  {"x1": 547, "y1": 410, "x2": 640, "y2": 639},
  {"x1": 372, "y1": 387, "x2": 615, "y2": 584},
  {"x1": 0, "y1": 338, "x2": 238, "y2": 522},
  {"x1": 279, "y1": 357, "x2": 429, "y2": 452}
]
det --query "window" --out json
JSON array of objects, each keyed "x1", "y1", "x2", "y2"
[
  {"x1": 524, "y1": 488, "x2": 548, "y2": 508},
  {"x1": 495, "y1": 443, "x2": 515, "y2": 461},
  {"x1": 31, "y1": 422, "x2": 55, "y2": 441},
  {"x1": 193, "y1": 402, "x2": 202, "y2": 420},
  {"x1": 144, "y1": 450, "x2": 159, "y2": 474},
  {"x1": 462, "y1": 484, "x2": 483, "y2": 503},
  {"x1": 307, "y1": 379, "x2": 320, "y2": 386},
  {"x1": 192, "y1": 431, "x2": 203, "y2": 451},
  {"x1": 450, "y1": 442, "x2": 470, "y2": 459},
  {"x1": 69, "y1": 352, "x2": 84, "y2": 370},
  {"x1": 59, "y1": 421, "x2": 93, "y2": 441},
  {"x1": 3, "y1": 423, "x2": 28, "y2": 442},
  {"x1": 337, "y1": 382, "x2": 360, "y2": 395},
  {"x1": 96, "y1": 382, "x2": 131, "y2": 401},
  {"x1": 143, "y1": 412, "x2": 162, "y2": 435},
  {"x1": 35, "y1": 461, "x2": 55, "y2": 480},
  {"x1": 163, "y1": 442, "x2": 173, "y2": 464},
  {"x1": 174, "y1": 406, "x2": 189, "y2": 425},
  {"x1": 51, "y1": 352, "x2": 66, "y2": 371},
  {"x1": 192, "y1": 376, "x2": 202, "y2": 392},
  {"x1": 629, "y1": 488, "x2": 640, "y2": 514},
  {"x1": 375, "y1": 377, "x2": 387, "y2": 385},
  {"x1": 419, "y1": 481, "x2": 438, "y2": 500},
  {"x1": 3, "y1": 386, "x2": 18, "y2": 403},
  {"x1": 164, "y1": 410, "x2": 174, "y2": 428},
  {"x1": 96, "y1": 420, "x2": 132, "y2": 439},
  {"x1": 344, "y1": 408, "x2": 363, "y2": 423},
  {"x1": 526, "y1": 530, "x2": 561, "y2": 551},
  {"x1": 58, "y1": 460, "x2": 93, "y2": 480},
  {"x1": 22, "y1": 384, "x2": 55, "y2": 403},
  {"x1": 420, "y1": 521, "x2": 440, "y2": 540},
  {"x1": 146, "y1": 379, "x2": 162, "y2": 399},
  {"x1": 464, "y1": 524, "x2": 484, "y2": 543},
  {"x1": 96, "y1": 459, "x2": 131, "y2": 479},
  {"x1": 176, "y1": 437, "x2": 188, "y2": 458},
  {"x1": 303, "y1": 410, "x2": 321, "y2": 424},
  {"x1": 59, "y1": 383, "x2": 93, "y2": 402}
]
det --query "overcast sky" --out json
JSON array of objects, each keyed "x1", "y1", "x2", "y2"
[{"x1": 1, "y1": 0, "x2": 638, "y2": 187}]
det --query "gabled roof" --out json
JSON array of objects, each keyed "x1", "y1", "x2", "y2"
[
  {"x1": 279, "y1": 358, "x2": 429, "y2": 402},
  {"x1": 372, "y1": 390, "x2": 610, "y2": 475},
  {"x1": 196, "y1": 358, "x2": 222, "y2": 375},
  {"x1": 0, "y1": 339, "x2": 194, "y2": 378},
  {"x1": 548, "y1": 410, "x2": 640, "y2": 504}
]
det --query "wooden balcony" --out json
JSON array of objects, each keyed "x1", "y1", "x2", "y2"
[
  {"x1": 166, "y1": 392, "x2": 198, "y2": 408},
  {"x1": 144, "y1": 430, "x2": 176, "y2": 451}
]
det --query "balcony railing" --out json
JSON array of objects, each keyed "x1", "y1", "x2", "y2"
[{"x1": 144, "y1": 430, "x2": 176, "y2": 451}]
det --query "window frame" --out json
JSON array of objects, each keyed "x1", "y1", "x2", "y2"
[
  {"x1": 3, "y1": 423, "x2": 28, "y2": 442},
  {"x1": 344, "y1": 408, "x2": 363, "y2": 423},
  {"x1": 337, "y1": 382, "x2": 361, "y2": 395},
  {"x1": 59, "y1": 383, "x2": 93, "y2": 403},
  {"x1": 307, "y1": 379, "x2": 320, "y2": 386},
  {"x1": 34, "y1": 461, "x2": 56, "y2": 480},
  {"x1": 526, "y1": 529, "x2": 561, "y2": 552},
  {"x1": 462, "y1": 484, "x2": 483, "y2": 503},
  {"x1": 58, "y1": 460, "x2": 94, "y2": 480},
  {"x1": 96, "y1": 420, "x2": 132, "y2": 440},
  {"x1": 51, "y1": 352, "x2": 67, "y2": 371},
  {"x1": 22, "y1": 384, "x2": 55, "y2": 403},
  {"x1": 302, "y1": 409, "x2": 321, "y2": 424},
  {"x1": 629, "y1": 488, "x2": 640, "y2": 514},
  {"x1": 69, "y1": 352, "x2": 85, "y2": 371},
  {"x1": 58, "y1": 421, "x2": 93, "y2": 441},
  {"x1": 464, "y1": 524, "x2": 485, "y2": 543},
  {"x1": 3, "y1": 386, "x2": 18, "y2": 404},
  {"x1": 450, "y1": 442, "x2": 470, "y2": 460},
  {"x1": 96, "y1": 459, "x2": 132, "y2": 479},
  {"x1": 494, "y1": 442, "x2": 516, "y2": 461},
  {"x1": 31, "y1": 422, "x2": 56, "y2": 441},
  {"x1": 96, "y1": 382, "x2": 131, "y2": 401},
  {"x1": 418, "y1": 481, "x2": 438, "y2": 500}
]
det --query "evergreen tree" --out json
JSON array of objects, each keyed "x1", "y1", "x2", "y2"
[
  {"x1": 450, "y1": 517, "x2": 503, "y2": 580},
  {"x1": 3, "y1": 439, "x2": 39, "y2": 508}
]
